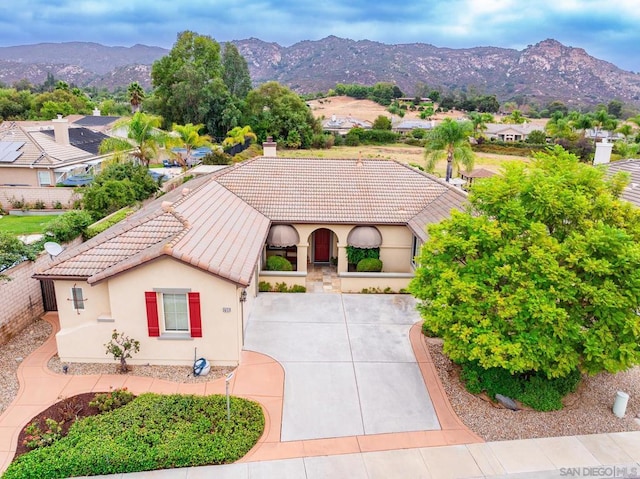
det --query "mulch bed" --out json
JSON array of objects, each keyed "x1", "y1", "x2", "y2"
[{"x1": 14, "y1": 392, "x2": 104, "y2": 461}]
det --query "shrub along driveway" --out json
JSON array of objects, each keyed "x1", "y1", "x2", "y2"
[{"x1": 244, "y1": 293, "x2": 440, "y2": 442}]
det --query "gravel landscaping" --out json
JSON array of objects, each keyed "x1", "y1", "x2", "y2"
[
  {"x1": 427, "y1": 337, "x2": 640, "y2": 441},
  {"x1": 3, "y1": 317, "x2": 640, "y2": 442}
]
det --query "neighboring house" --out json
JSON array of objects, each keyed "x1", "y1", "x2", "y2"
[
  {"x1": 604, "y1": 158, "x2": 640, "y2": 207},
  {"x1": 484, "y1": 122, "x2": 541, "y2": 142},
  {"x1": 0, "y1": 114, "x2": 118, "y2": 187},
  {"x1": 34, "y1": 150, "x2": 467, "y2": 367},
  {"x1": 584, "y1": 129, "x2": 624, "y2": 142},
  {"x1": 392, "y1": 119, "x2": 434, "y2": 134},
  {"x1": 321, "y1": 115, "x2": 372, "y2": 135}
]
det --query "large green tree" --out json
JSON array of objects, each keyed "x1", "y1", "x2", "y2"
[
  {"x1": 410, "y1": 146, "x2": 640, "y2": 379},
  {"x1": 222, "y1": 43, "x2": 252, "y2": 99},
  {"x1": 424, "y1": 118, "x2": 474, "y2": 182},
  {"x1": 151, "y1": 31, "x2": 223, "y2": 128},
  {"x1": 244, "y1": 81, "x2": 320, "y2": 148}
]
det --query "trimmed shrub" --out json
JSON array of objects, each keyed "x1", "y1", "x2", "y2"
[
  {"x1": 258, "y1": 281, "x2": 271, "y2": 292},
  {"x1": 84, "y1": 208, "x2": 133, "y2": 239},
  {"x1": 3, "y1": 393, "x2": 265, "y2": 478},
  {"x1": 265, "y1": 255, "x2": 293, "y2": 271},
  {"x1": 356, "y1": 258, "x2": 383, "y2": 272},
  {"x1": 458, "y1": 361, "x2": 582, "y2": 411},
  {"x1": 346, "y1": 246, "x2": 379, "y2": 265},
  {"x1": 44, "y1": 210, "x2": 93, "y2": 243},
  {"x1": 89, "y1": 388, "x2": 135, "y2": 413}
]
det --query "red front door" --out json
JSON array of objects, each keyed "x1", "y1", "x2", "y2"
[{"x1": 314, "y1": 229, "x2": 331, "y2": 263}]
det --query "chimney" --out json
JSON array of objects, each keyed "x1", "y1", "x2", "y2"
[
  {"x1": 92, "y1": 107, "x2": 101, "y2": 116},
  {"x1": 263, "y1": 136, "x2": 277, "y2": 158},
  {"x1": 593, "y1": 138, "x2": 613, "y2": 165},
  {"x1": 52, "y1": 115, "x2": 70, "y2": 146}
]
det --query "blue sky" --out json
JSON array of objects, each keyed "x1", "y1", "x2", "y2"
[{"x1": 1, "y1": 0, "x2": 639, "y2": 72}]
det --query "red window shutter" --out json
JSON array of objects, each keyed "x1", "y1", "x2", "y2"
[
  {"x1": 188, "y1": 292, "x2": 202, "y2": 338},
  {"x1": 145, "y1": 292, "x2": 160, "y2": 337}
]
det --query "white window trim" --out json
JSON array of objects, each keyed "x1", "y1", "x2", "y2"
[
  {"x1": 153, "y1": 288, "x2": 191, "y2": 336},
  {"x1": 38, "y1": 170, "x2": 52, "y2": 186}
]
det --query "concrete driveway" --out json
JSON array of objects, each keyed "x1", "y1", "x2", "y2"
[{"x1": 244, "y1": 293, "x2": 440, "y2": 442}]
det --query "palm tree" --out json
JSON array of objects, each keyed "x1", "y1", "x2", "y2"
[
  {"x1": 591, "y1": 108, "x2": 618, "y2": 146},
  {"x1": 424, "y1": 119, "x2": 475, "y2": 182},
  {"x1": 616, "y1": 123, "x2": 634, "y2": 141},
  {"x1": 127, "y1": 82, "x2": 145, "y2": 114},
  {"x1": 570, "y1": 113, "x2": 594, "y2": 138},
  {"x1": 467, "y1": 112, "x2": 493, "y2": 137},
  {"x1": 545, "y1": 115, "x2": 575, "y2": 140},
  {"x1": 222, "y1": 125, "x2": 257, "y2": 149},
  {"x1": 99, "y1": 112, "x2": 165, "y2": 167},
  {"x1": 168, "y1": 123, "x2": 213, "y2": 167}
]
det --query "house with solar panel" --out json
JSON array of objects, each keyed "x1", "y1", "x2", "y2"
[
  {"x1": 34, "y1": 142, "x2": 467, "y2": 367},
  {"x1": 0, "y1": 112, "x2": 119, "y2": 187}
]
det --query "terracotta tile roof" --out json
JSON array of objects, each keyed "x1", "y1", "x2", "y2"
[
  {"x1": 408, "y1": 188, "x2": 468, "y2": 242},
  {"x1": 37, "y1": 156, "x2": 465, "y2": 284},
  {"x1": 215, "y1": 157, "x2": 463, "y2": 224},
  {"x1": 37, "y1": 175, "x2": 270, "y2": 286},
  {"x1": 606, "y1": 159, "x2": 640, "y2": 207}
]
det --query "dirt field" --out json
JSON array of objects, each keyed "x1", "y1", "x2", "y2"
[
  {"x1": 307, "y1": 96, "x2": 467, "y2": 123},
  {"x1": 280, "y1": 144, "x2": 530, "y2": 177},
  {"x1": 307, "y1": 95, "x2": 547, "y2": 128}
]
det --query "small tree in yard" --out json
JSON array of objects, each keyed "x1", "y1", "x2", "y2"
[
  {"x1": 410, "y1": 146, "x2": 640, "y2": 385},
  {"x1": 105, "y1": 330, "x2": 140, "y2": 373}
]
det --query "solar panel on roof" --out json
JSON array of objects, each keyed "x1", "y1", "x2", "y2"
[{"x1": 0, "y1": 141, "x2": 24, "y2": 163}]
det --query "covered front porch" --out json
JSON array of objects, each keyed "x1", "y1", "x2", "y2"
[{"x1": 259, "y1": 223, "x2": 416, "y2": 293}]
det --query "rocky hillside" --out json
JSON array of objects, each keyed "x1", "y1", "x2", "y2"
[
  {"x1": 235, "y1": 37, "x2": 640, "y2": 106},
  {"x1": 0, "y1": 37, "x2": 639, "y2": 106}
]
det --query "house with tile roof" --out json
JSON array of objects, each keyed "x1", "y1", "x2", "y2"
[
  {"x1": 603, "y1": 159, "x2": 640, "y2": 207},
  {"x1": 34, "y1": 153, "x2": 467, "y2": 367},
  {"x1": 0, "y1": 114, "x2": 119, "y2": 187},
  {"x1": 484, "y1": 122, "x2": 543, "y2": 142}
]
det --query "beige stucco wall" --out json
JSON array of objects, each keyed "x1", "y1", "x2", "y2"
[
  {"x1": 55, "y1": 257, "x2": 246, "y2": 367},
  {"x1": 0, "y1": 167, "x2": 43, "y2": 187},
  {"x1": 258, "y1": 272, "x2": 306, "y2": 289}
]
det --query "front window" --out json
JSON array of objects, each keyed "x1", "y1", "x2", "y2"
[
  {"x1": 71, "y1": 287, "x2": 85, "y2": 310},
  {"x1": 412, "y1": 236, "x2": 422, "y2": 268},
  {"x1": 161, "y1": 293, "x2": 189, "y2": 332},
  {"x1": 38, "y1": 171, "x2": 52, "y2": 186}
]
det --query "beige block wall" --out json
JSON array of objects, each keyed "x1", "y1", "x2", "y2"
[
  {"x1": 0, "y1": 186, "x2": 77, "y2": 210},
  {"x1": 339, "y1": 274, "x2": 414, "y2": 293},
  {"x1": 258, "y1": 273, "x2": 306, "y2": 289},
  {"x1": 0, "y1": 258, "x2": 45, "y2": 345}
]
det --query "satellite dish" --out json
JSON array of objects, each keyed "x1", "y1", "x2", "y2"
[{"x1": 44, "y1": 242, "x2": 64, "y2": 258}]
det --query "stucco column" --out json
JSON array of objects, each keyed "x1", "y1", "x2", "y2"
[
  {"x1": 297, "y1": 243, "x2": 308, "y2": 272},
  {"x1": 337, "y1": 242, "x2": 348, "y2": 273}
]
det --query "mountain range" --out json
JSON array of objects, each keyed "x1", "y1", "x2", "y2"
[{"x1": 0, "y1": 37, "x2": 639, "y2": 107}]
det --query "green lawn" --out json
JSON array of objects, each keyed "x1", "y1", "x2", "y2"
[{"x1": 0, "y1": 215, "x2": 56, "y2": 235}]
